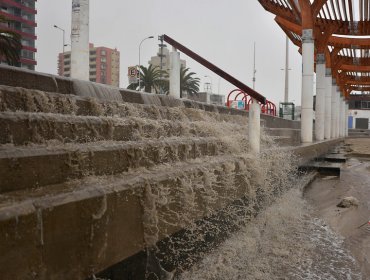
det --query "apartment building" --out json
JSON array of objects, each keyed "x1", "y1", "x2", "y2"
[
  {"x1": 0, "y1": 0, "x2": 37, "y2": 70},
  {"x1": 58, "y1": 43, "x2": 120, "y2": 87}
]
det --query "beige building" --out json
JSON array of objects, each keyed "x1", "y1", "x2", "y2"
[
  {"x1": 149, "y1": 46, "x2": 186, "y2": 71},
  {"x1": 58, "y1": 43, "x2": 120, "y2": 87}
]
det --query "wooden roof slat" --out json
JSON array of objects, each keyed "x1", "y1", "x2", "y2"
[
  {"x1": 313, "y1": 0, "x2": 329, "y2": 17},
  {"x1": 341, "y1": 0, "x2": 348, "y2": 21},
  {"x1": 259, "y1": 0, "x2": 370, "y2": 97},
  {"x1": 348, "y1": 0, "x2": 354, "y2": 22},
  {"x1": 323, "y1": 3, "x2": 332, "y2": 19}
]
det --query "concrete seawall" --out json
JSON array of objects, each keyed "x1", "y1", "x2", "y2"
[{"x1": 0, "y1": 65, "x2": 340, "y2": 279}]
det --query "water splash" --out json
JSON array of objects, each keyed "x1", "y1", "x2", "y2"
[{"x1": 177, "y1": 187, "x2": 363, "y2": 280}]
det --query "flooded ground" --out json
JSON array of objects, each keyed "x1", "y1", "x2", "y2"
[
  {"x1": 177, "y1": 183, "x2": 363, "y2": 279},
  {"x1": 178, "y1": 140, "x2": 370, "y2": 280},
  {"x1": 305, "y1": 141, "x2": 370, "y2": 278}
]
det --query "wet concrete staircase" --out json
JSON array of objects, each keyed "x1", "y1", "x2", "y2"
[{"x1": 0, "y1": 65, "x2": 341, "y2": 279}]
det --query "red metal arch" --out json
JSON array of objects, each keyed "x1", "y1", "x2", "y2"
[{"x1": 227, "y1": 89, "x2": 276, "y2": 116}]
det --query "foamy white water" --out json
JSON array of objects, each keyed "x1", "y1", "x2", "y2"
[{"x1": 177, "y1": 187, "x2": 363, "y2": 280}]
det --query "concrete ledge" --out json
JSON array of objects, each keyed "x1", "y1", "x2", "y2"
[
  {"x1": 0, "y1": 155, "x2": 258, "y2": 279},
  {"x1": 290, "y1": 138, "x2": 344, "y2": 165},
  {"x1": 0, "y1": 66, "x2": 299, "y2": 130},
  {"x1": 0, "y1": 111, "x2": 245, "y2": 146},
  {"x1": 0, "y1": 138, "x2": 223, "y2": 193}
]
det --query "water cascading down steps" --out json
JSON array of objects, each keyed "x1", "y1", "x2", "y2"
[{"x1": 0, "y1": 66, "x2": 341, "y2": 279}]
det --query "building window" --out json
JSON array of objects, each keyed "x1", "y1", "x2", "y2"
[
  {"x1": 361, "y1": 101, "x2": 370, "y2": 109},
  {"x1": 101, "y1": 57, "x2": 106, "y2": 63},
  {"x1": 101, "y1": 50, "x2": 106, "y2": 56}
]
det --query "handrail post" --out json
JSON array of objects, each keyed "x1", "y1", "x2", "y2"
[{"x1": 249, "y1": 98, "x2": 261, "y2": 154}]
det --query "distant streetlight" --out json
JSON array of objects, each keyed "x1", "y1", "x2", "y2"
[
  {"x1": 53, "y1": 25, "x2": 65, "y2": 54},
  {"x1": 204, "y1": 75, "x2": 213, "y2": 93},
  {"x1": 138, "y1": 36, "x2": 154, "y2": 91}
]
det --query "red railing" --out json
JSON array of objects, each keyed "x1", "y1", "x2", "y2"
[{"x1": 227, "y1": 89, "x2": 276, "y2": 116}]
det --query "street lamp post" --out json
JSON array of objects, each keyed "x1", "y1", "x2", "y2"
[
  {"x1": 138, "y1": 36, "x2": 154, "y2": 91},
  {"x1": 53, "y1": 25, "x2": 65, "y2": 54}
]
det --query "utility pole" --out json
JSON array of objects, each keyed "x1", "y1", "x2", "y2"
[
  {"x1": 253, "y1": 42, "x2": 256, "y2": 90},
  {"x1": 284, "y1": 36, "x2": 289, "y2": 102},
  {"x1": 158, "y1": 35, "x2": 166, "y2": 94}
]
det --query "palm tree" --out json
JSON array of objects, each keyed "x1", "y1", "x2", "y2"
[
  {"x1": 160, "y1": 66, "x2": 200, "y2": 98},
  {"x1": 179, "y1": 66, "x2": 200, "y2": 98},
  {"x1": 0, "y1": 15, "x2": 22, "y2": 66},
  {"x1": 127, "y1": 65, "x2": 164, "y2": 93}
]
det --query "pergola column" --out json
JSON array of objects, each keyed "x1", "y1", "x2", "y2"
[
  {"x1": 342, "y1": 98, "x2": 346, "y2": 137},
  {"x1": 315, "y1": 54, "x2": 326, "y2": 141},
  {"x1": 339, "y1": 95, "x2": 345, "y2": 137},
  {"x1": 345, "y1": 102, "x2": 349, "y2": 137},
  {"x1": 249, "y1": 99, "x2": 261, "y2": 154},
  {"x1": 331, "y1": 80, "x2": 337, "y2": 138},
  {"x1": 169, "y1": 47, "x2": 181, "y2": 99},
  {"x1": 336, "y1": 88, "x2": 340, "y2": 138},
  {"x1": 324, "y1": 69, "x2": 332, "y2": 139},
  {"x1": 301, "y1": 29, "x2": 314, "y2": 143}
]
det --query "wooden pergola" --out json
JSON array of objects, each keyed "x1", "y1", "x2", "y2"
[{"x1": 258, "y1": 0, "x2": 370, "y2": 98}]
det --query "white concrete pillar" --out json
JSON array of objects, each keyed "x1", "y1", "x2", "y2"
[
  {"x1": 249, "y1": 99, "x2": 261, "y2": 154},
  {"x1": 71, "y1": 0, "x2": 90, "y2": 80},
  {"x1": 342, "y1": 98, "x2": 346, "y2": 137},
  {"x1": 169, "y1": 47, "x2": 181, "y2": 99},
  {"x1": 336, "y1": 88, "x2": 340, "y2": 138},
  {"x1": 315, "y1": 54, "x2": 325, "y2": 141},
  {"x1": 301, "y1": 29, "x2": 314, "y2": 143},
  {"x1": 331, "y1": 80, "x2": 337, "y2": 138},
  {"x1": 339, "y1": 96, "x2": 345, "y2": 137},
  {"x1": 345, "y1": 102, "x2": 349, "y2": 137},
  {"x1": 324, "y1": 69, "x2": 332, "y2": 139}
]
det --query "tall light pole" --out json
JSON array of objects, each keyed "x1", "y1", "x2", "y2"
[
  {"x1": 280, "y1": 36, "x2": 292, "y2": 103},
  {"x1": 138, "y1": 36, "x2": 154, "y2": 91},
  {"x1": 53, "y1": 25, "x2": 65, "y2": 54}
]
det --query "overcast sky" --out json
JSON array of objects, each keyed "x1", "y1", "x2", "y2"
[{"x1": 36, "y1": 0, "x2": 304, "y2": 106}]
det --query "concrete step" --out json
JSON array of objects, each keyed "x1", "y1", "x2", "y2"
[
  {"x1": 0, "y1": 85, "x2": 246, "y2": 126},
  {"x1": 0, "y1": 154, "x2": 257, "y2": 279},
  {"x1": 0, "y1": 111, "x2": 247, "y2": 146},
  {"x1": 322, "y1": 154, "x2": 347, "y2": 163},
  {"x1": 299, "y1": 161, "x2": 342, "y2": 176},
  {"x1": 0, "y1": 137, "x2": 223, "y2": 193}
]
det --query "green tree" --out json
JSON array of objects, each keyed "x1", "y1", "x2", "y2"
[
  {"x1": 0, "y1": 15, "x2": 22, "y2": 66},
  {"x1": 127, "y1": 65, "x2": 164, "y2": 93},
  {"x1": 179, "y1": 66, "x2": 200, "y2": 98},
  {"x1": 161, "y1": 66, "x2": 200, "y2": 97}
]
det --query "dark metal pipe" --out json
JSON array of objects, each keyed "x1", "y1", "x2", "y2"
[{"x1": 163, "y1": 34, "x2": 267, "y2": 104}]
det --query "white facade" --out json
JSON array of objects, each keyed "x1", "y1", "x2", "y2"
[
  {"x1": 71, "y1": 0, "x2": 90, "y2": 80},
  {"x1": 348, "y1": 109, "x2": 370, "y2": 129}
]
